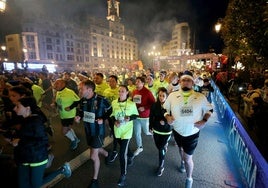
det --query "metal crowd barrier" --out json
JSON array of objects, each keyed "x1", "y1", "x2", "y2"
[{"x1": 211, "y1": 81, "x2": 268, "y2": 188}]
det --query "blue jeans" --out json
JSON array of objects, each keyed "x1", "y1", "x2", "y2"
[{"x1": 133, "y1": 118, "x2": 150, "y2": 148}]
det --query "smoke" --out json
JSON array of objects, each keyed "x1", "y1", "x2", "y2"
[
  {"x1": 8, "y1": 0, "x2": 228, "y2": 52},
  {"x1": 14, "y1": 0, "x2": 193, "y2": 46},
  {"x1": 15, "y1": 0, "x2": 106, "y2": 20},
  {"x1": 120, "y1": 0, "x2": 193, "y2": 47}
]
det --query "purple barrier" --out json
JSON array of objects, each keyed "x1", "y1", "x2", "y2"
[{"x1": 212, "y1": 82, "x2": 268, "y2": 188}]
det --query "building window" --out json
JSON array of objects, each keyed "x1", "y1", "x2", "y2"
[
  {"x1": 56, "y1": 46, "x2": 61, "y2": 52},
  {"x1": 26, "y1": 35, "x2": 34, "y2": 42},
  {"x1": 29, "y1": 52, "x2": 36, "y2": 59},
  {"x1": 47, "y1": 52, "x2": 53, "y2": 59},
  {"x1": 7, "y1": 37, "x2": 13, "y2": 42},
  {"x1": 29, "y1": 43, "x2": 35, "y2": 49},
  {"x1": 67, "y1": 54, "x2": 74, "y2": 60},
  {"x1": 46, "y1": 45, "x2": 53, "y2": 50},
  {"x1": 56, "y1": 39, "x2": 60, "y2": 45},
  {"x1": 46, "y1": 37, "x2": 52, "y2": 43}
]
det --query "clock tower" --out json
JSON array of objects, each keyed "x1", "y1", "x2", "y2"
[{"x1": 106, "y1": 0, "x2": 120, "y2": 22}]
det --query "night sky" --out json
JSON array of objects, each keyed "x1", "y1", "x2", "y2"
[
  {"x1": 119, "y1": 0, "x2": 229, "y2": 53},
  {"x1": 8, "y1": 0, "x2": 229, "y2": 53}
]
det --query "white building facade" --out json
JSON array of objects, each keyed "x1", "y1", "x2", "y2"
[{"x1": 17, "y1": 0, "x2": 138, "y2": 72}]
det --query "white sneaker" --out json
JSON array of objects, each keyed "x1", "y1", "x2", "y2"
[
  {"x1": 179, "y1": 161, "x2": 186, "y2": 173},
  {"x1": 146, "y1": 132, "x2": 153, "y2": 136},
  {"x1": 134, "y1": 147, "x2": 143, "y2": 156},
  {"x1": 185, "y1": 178, "x2": 193, "y2": 188},
  {"x1": 62, "y1": 162, "x2": 72, "y2": 178},
  {"x1": 46, "y1": 153, "x2": 54, "y2": 168}
]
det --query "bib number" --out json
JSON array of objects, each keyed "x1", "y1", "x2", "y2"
[
  {"x1": 180, "y1": 106, "x2": 193, "y2": 116},
  {"x1": 83, "y1": 112, "x2": 95, "y2": 123}
]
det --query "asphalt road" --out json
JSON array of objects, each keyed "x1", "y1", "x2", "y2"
[{"x1": 42, "y1": 102, "x2": 246, "y2": 188}]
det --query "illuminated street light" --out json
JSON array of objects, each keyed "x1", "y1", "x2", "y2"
[
  {"x1": 0, "y1": 44, "x2": 7, "y2": 72},
  {"x1": 215, "y1": 19, "x2": 222, "y2": 33},
  {"x1": 0, "y1": 0, "x2": 6, "y2": 13},
  {"x1": 148, "y1": 45, "x2": 161, "y2": 70},
  {"x1": 1, "y1": 45, "x2": 6, "y2": 51},
  {"x1": 22, "y1": 47, "x2": 28, "y2": 61},
  {"x1": 22, "y1": 48, "x2": 28, "y2": 53}
]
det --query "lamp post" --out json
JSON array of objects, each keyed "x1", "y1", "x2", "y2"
[
  {"x1": 0, "y1": 44, "x2": 7, "y2": 72},
  {"x1": 22, "y1": 47, "x2": 28, "y2": 69},
  {"x1": 214, "y1": 19, "x2": 224, "y2": 70},
  {"x1": 148, "y1": 46, "x2": 161, "y2": 71},
  {"x1": 0, "y1": 0, "x2": 6, "y2": 13},
  {"x1": 215, "y1": 22, "x2": 222, "y2": 34}
]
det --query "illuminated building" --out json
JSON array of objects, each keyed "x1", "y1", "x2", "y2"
[
  {"x1": 162, "y1": 22, "x2": 191, "y2": 56},
  {"x1": 5, "y1": 0, "x2": 138, "y2": 72}
]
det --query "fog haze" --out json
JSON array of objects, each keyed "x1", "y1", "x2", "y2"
[{"x1": 9, "y1": 0, "x2": 228, "y2": 52}]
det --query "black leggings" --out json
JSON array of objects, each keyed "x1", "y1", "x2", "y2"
[
  {"x1": 153, "y1": 133, "x2": 171, "y2": 167},
  {"x1": 108, "y1": 118, "x2": 118, "y2": 151},
  {"x1": 116, "y1": 138, "x2": 133, "y2": 175}
]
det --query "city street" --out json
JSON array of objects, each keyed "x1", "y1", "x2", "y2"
[{"x1": 40, "y1": 102, "x2": 246, "y2": 188}]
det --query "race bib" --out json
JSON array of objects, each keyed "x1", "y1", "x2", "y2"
[
  {"x1": 83, "y1": 111, "x2": 95, "y2": 123},
  {"x1": 180, "y1": 106, "x2": 193, "y2": 117},
  {"x1": 133, "y1": 95, "x2": 142, "y2": 104},
  {"x1": 117, "y1": 116, "x2": 125, "y2": 125}
]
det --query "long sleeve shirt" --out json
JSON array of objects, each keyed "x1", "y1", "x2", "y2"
[{"x1": 132, "y1": 86, "x2": 155, "y2": 118}]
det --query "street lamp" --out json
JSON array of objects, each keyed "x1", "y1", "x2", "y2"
[
  {"x1": 0, "y1": 44, "x2": 7, "y2": 72},
  {"x1": 215, "y1": 19, "x2": 222, "y2": 33},
  {"x1": 148, "y1": 46, "x2": 161, "y2": 71},
  {"x1": 0, "y1": 0, "x2": 6, "y2": 13}
]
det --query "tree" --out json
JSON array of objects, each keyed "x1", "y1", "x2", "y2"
[{"x1": 221, "y1": 0, "x2": 268, "y2": 70}]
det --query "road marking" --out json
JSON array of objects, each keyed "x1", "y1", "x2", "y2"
[{"x1": 41, "y1": 136, "x2": 113, "y2": 188}]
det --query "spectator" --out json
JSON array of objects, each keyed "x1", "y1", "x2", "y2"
[
  {"x1": 261, "y1": 79, "x2": 268, "y2": 103},
  {"x1": 241, "y1": 83, "x2": 261, "y2": 130},
  {"x1": 252, "y1": 97, "x2": 268, "y2": 161},
  {"x1": 200, "y1": 78, "x2": 214, "y2": 103},
  {"x1": 193, "y1": 72, "x2": 204, "y2": 92}
]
